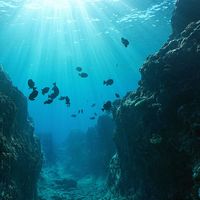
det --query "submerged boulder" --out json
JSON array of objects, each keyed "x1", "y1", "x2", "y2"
[
  {"x1": 108, "y1": 0, "x2": 200, "y2": 199},
  {"x1": 0, "y1": 66, "x2": 42, "y2": 200}
]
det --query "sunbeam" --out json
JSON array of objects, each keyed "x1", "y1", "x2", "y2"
[{"x1": 0, "y1": 0, "x2": 175, "y2": 136}]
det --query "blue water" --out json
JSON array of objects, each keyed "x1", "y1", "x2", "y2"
[{"x1": 0, "y1": 0, "x2": 175, "y2": 142}]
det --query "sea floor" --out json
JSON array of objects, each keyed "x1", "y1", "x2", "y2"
[{"x1": 38, "y1": 164, "x2": 116, "y2": 200}]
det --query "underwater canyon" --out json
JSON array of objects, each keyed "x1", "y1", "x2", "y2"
[{"x1": 0, "y1": 0, "x2": 200, "y2": 199}]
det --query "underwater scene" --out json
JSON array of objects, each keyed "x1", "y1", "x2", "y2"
[{"x1": 0, "y1": 0, "x2": 200, "y2": 199}]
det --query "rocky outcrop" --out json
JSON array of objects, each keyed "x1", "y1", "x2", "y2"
[
  {"x1": 171, "y1": 0, "x2": 200, "y2": 36},
  {"x1": 0, "y1": 66, "x2": 42, "y2": 200},
  {"x1": 108, "y1": 0, "x2": 200, "y2": 199},
  {"x1": 64, "y1": 115, "x2": 115, "y2": 177}
]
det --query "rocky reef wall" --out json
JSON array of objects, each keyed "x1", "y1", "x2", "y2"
[
  {"x1": 64, "y1": 115, "x2": 115, "y2": 177},
  {"x1": 108, "y1": 0, "x2": 200, "y2": 199},
  {"x1": 171, "y1": 0, "x2": 200, "y2": 37},
  {"x1": 0, "y1": 67, "x2": 42, "y2": 200}
]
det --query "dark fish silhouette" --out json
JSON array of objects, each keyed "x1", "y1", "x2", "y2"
[
  {"x1": 28, "y1": 79, "x2": 35, "y2": 89},
  {"x1": 104, "y1": 79, "x2": 114, "y2": 86},
  {"x1": 94, "y1": 113, "x2": 98, "y2": 116},
  {"x1": 58, "y1": 96, "x2": 71, "y2": 106},
  {"x1": 48, "y1": 83, "x2": 59, "y2": 99},
  {"x1": 65, "y1": 96, "x2": 70, "y2": 107},
  {"x1": 71, "y1": 114, "x2": 77, "y2": 118},
  {"x1": 29, "y1": 88, "x2": 38, "y2": 101},
  {"x1": 90, "y1": 116, "x2": 95, "y2": 120},
  {"x1": 42, "y1": 87, "x2": 50, "y2": 95},
  {"x1": 76, "y1": 67, "x2": 82, "y2": 72},
  {"x1": 79, "y1": 72, "x2": 88, "y2": 78},
  {"x1": 115, "y1": 93, "x2": 120, "y2": 98},
  {"x1": 91, "y1": 103, "x2": 96, "y2": 107},
  {"x1": 121, "y1": 37, "x2": 129, "y2": 47},
  {"x1": 78, "y1": 109, "x2": 83, "y2": 114},
  {"x1": 102, "y1": 101, "x2": 112, "y2": 112},
  {"x1": 52, "y1": 83, "x2": 59, "y2": 96},
  {"x1": 44, "y1": 99, "x2": 53, "y2": 104}
]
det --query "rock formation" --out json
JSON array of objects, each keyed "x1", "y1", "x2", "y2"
[
  {"x1": 64, "y1": 115, "x2": 115, "y2": 177},
  {"x1": 171, "y1": 0, "x2": 200, "y2": 37},
  {"x1": 108, "y1": 0, "x2": 200, "y2": 199},
  {"x1": 0, "y1": 66, "x2": 42, "y2": 200}
]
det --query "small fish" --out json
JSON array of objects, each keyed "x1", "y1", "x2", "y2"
[
  {"x1": 115, "y1": 93, "x2": 120, "y2": 98},
  {"x1": 78, "y1": 109, "x2": 83, "y2": 114},
  {"x1": 28, "y1": 79, "x2": 35, "y2": 89},
  {"x1": 42, "y1": 87, "x2": 50, "y2": 95},
  {"x1": 52, "y1": 83, "x2": 59, "y2": 96},
  {"x1": 44, "y1": 99, "x2": 53, "y2": 104},
  {"x1": 94, "y1": 113, "x2": 98, "y2": 116},
  {"x1": 91, "y1": 103, "x2": 96, "y2": 107},
  {"x1": 65, "y1": 96, "x2": 70, "y2": 107},
  {"x1": 79, "y1": 72, "x2": 88, "y2": 78},
  {"x1": 48, "y1": 83, "x2": 59, "y2": 99},
  {"x1": 29, "y1": 88, "x2": 38, "y2": 101},
  {"x1": 76, "y1": 67, "x2": 82, "y2": 72},
  {"x1": 103, "y1": 79, "x2": 114, "y2": 86},
  {"x1": 90, "y1": 117, "x2": 95, "y2": 120},
  {"x1": 102, "y1": 101, "x2": 112, "y2": 112},
  {"x1": 121, "y1": 37, "x2": 129, "y2": 48},
  {"x1": 71, "y1": 114, "x2": 77, "y2": 118}
]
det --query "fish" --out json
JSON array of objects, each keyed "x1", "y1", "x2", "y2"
[
  {"x1": 48, "y1": 83, "x2": 59, "y2": 99},
  {"x1": 91, "y1": 103, "x2": 96, "y2": 107},
  {"x1": 65, "y1": 96, "x2": 70, "y2": 107},
  {"x1": 71, "y1": 114, "x2": 77, "y2": 118},
  {"x1": 78, "y1": 109, "x2": 83, "y2": 114},
  {"x1": 90, "y1": 117, "x2": 95, "y2": 120},
  {"x1": 42, "y1": 87, "x2": 50, "y2": 95},
  {"x1": 121, "y1": 37, "x2": 129, "y2": 47},
  {"x1": 115, "y1": 93, "x2": 120, "y2": 98},
  {"x1": 94, "y1": 113, "x2": 98, "y2": 116},
  {"x1": 103, "y1": 79, "x2": 114, "y2": 86},
  {"x1": 44, "y1": 99, "x2": 53, "y2": 104},
  {"x1": 76, "y1": 67, "x2": 82, "y2": 72},
  {"x1": 102, "y1": 101, "x2": 112, "y2": 112},
  {"x1": 52, "y1": 83, "x2": 59, "y2": 96},
  {"x1": 28, "y1": 79, "x2": 35, "y2": 89},
  {"x1": 79, "y1": 72, "x2": 88, "y2": 78},
  {"x1": 29, "y1": 88, "x2": 38, "y2": 101}
]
